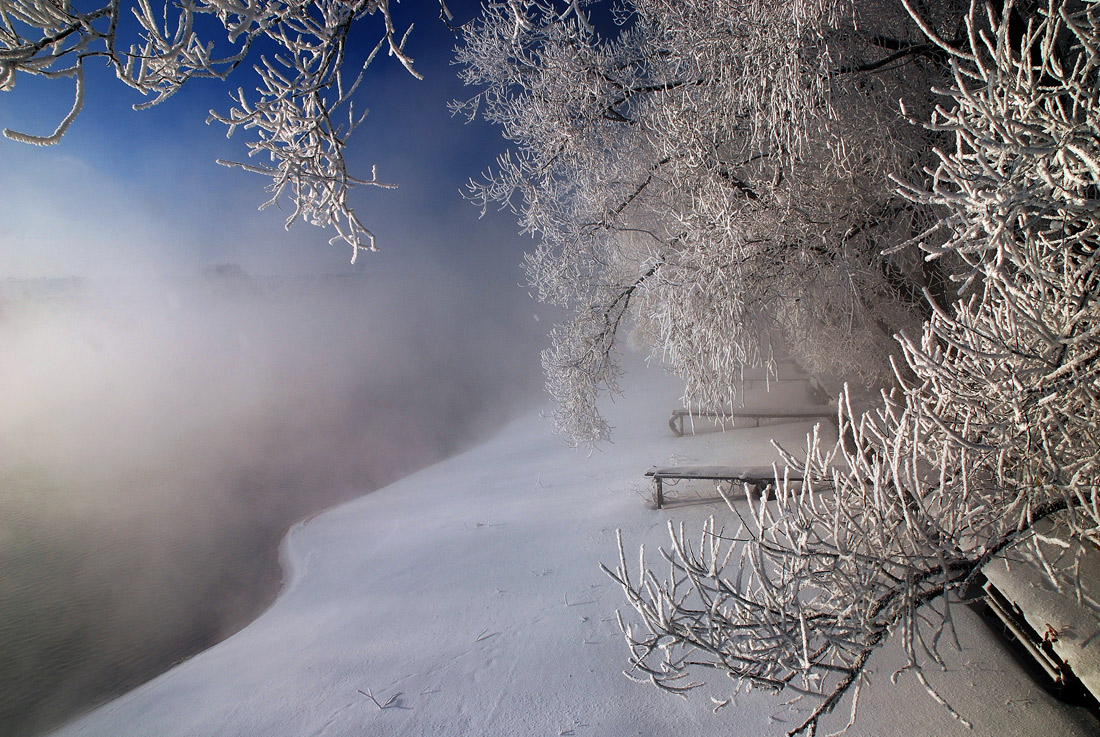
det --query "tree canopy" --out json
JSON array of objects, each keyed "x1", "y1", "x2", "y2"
[
  {"x1": 455, "y1": 0, "x2": 968, "y2": 443},
  {"x1": 600, "y1": 1, "x2": 1100, "y2": 733}
]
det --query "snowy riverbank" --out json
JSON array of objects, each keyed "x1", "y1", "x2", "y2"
[{"x1": 50, "y1": 363, "x2": 1099, "y2": 737}]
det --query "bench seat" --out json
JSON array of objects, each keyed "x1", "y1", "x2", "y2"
[
  {"x1": 645, "y1": 465, "x2": 802, "y2": 508},
  {"x1": 668, "y1": 407, "x2": 837, "y2": 436}
]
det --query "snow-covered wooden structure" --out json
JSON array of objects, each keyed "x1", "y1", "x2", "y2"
[{"x1": 982, "y1": 513, "x2": 1100, "y2": 707}]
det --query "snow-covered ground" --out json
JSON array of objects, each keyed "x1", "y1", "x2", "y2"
[{"x1": 51, "y1": 363, "x2": 1099, "y2": 737}]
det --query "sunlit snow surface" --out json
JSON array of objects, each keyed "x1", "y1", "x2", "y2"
[{"x1": 51, "y1": 363, "x2": 1098, "y2": 736}]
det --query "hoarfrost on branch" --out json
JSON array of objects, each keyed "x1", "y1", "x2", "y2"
[
  {"x1": 455, "y1": 0, "x2": 962, "y2": 444},
  {"x1": 600, "y1": 2, "x2": 1100, "y2": 734},
  {"x1": 1, "y1": 0, "x2": 440, "y2": 260}
]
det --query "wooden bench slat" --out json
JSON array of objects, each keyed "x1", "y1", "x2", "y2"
[
  {"x1": 670, "y1": 408, "x2": 834, "y2": 418},
  {"x1": 645, "y1": 464, "x2": 812, "y2": 508},
  {"x1": 668, "y1": 406, "x2": 836, "y2": 436},
  {"x1": 646, "y1": 465, "x2": 786, "y2": 480}
]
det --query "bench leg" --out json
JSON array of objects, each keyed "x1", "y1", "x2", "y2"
[
  {"x1": 655, "y1": 477, "x2": 663, "y2": 509},
  {"x1": 668, "y1": 414, "x2": 683, "y2": 437}
]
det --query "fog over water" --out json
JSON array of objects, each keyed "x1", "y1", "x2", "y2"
[{"x1": 0, "y1": 264, "x2": 545, "y2": 736}]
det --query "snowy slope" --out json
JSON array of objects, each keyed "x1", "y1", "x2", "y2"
[{"x1": 51, "y1": 363, "x2": 1098, "y2": 737}]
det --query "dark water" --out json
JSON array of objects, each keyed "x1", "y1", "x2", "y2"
[
  {"x1": 0, "y1": 274, "x2": 543, "y2": 736},
  {"x1": 0, "y1": 476, "x2": 285, "y2": 736},
  {"x1": 0, "y1": 454, "x2": 409, "y2": 737}
]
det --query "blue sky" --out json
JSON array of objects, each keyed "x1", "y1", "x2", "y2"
[{"x1": 0, "y1": 0, "x2": 521, "y2": 282}]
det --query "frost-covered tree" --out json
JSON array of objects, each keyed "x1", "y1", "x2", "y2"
[
  {"x1": 455, "y1": 0, "x2": 965, "y2": 443},
  {"x1": 1, "y1": 0, "x2": 446, "y2": 259},
  {"x1": 605, "y1": 1, "x2": 1100, "y2": 733}
]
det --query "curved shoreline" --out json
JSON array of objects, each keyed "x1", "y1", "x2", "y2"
[{"x1": 14, "y1": 492, "x2": 358, "y2": 737}]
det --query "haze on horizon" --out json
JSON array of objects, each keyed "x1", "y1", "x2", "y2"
[{"x1": 0, "y1": 3, "x2": 551, "y2": 733}]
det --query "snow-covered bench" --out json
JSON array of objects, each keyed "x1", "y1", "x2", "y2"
[
  {"x1": 981, "y1": 511, "x2": 1100, "y2": 704},
  {"x1": 645, "y1": 465, "x2": 799, "y2": 509},
  {"x1": 667, "y1": 406, "x2": 837, "y2": 436}
]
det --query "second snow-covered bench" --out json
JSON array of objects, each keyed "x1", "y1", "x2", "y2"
[{"x1": 667, "y1": 407, "x2": 837, "y2": 436}]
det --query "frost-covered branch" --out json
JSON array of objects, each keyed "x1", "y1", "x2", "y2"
[
  {"x1": 1, "y1": 0, "x2": 435, "y2": 259},
  {"x1": 456, "y1": 0, "x2": 962, "y2": 445},
  {"x1": 607, "y1": 1, "x2": 1100, "y2": 733}
]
